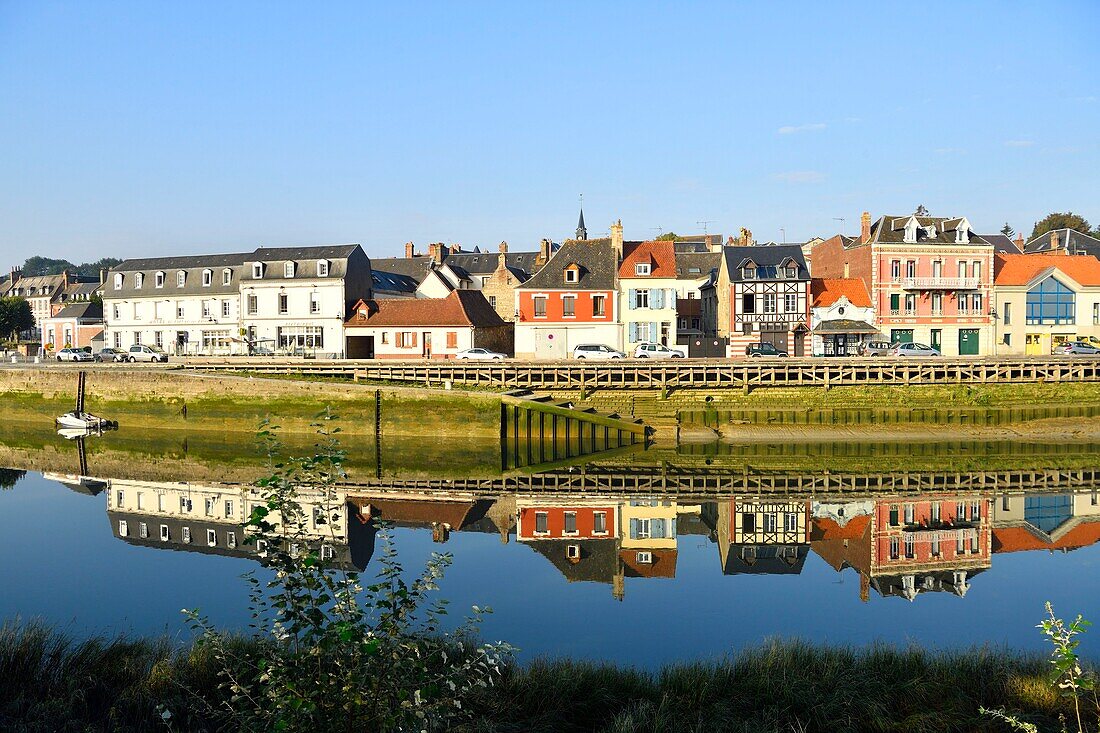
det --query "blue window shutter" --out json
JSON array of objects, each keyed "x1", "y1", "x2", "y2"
[
  {"x1": 629, "y1": 518, "x2": 639, "y2": 539},
  {"x1": 649, "y1": 322, "x2": 658, "y2": 342},
  {"x1": 669, "y1": 289, "x2": 676, "y2": 308},
  {"x1": 628, "y1": 289, "x2": 636, "y2": 310}
]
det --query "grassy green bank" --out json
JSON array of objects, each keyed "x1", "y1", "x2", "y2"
[
  {"x1": 0, "y1": 623, "x2": 1086, "y2": 733},
  {"x1": 0, "y1": 368, "x2": 499, "y2": 438}
]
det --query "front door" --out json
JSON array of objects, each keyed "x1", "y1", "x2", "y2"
[
  {"x1": 833, "y1": 334, "x2": 846, "y2": 356},
  {"x1": 422, "y1": 332, "x2": 432, "y2": 358},
  {"x1": 958, "y1": 328, "x2": 979, "y2": 355},
  {"x1": 930, "y1": 329, "x2": 942, "y2": 351},
  {"x1": 1025, "y1": 333, "x2": 1043, "y2": 355}
]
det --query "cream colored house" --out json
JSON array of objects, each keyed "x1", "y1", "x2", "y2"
[
  {"x1": 992, "y1": 253, "x2": 1100, "y2": 355},
  {"x1": 619, "y1": 239, "x2": 679, "y2": 351}
]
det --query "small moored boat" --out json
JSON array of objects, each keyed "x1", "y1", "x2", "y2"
[{"x1": 56, "y1": 412, "x2": 117, "y2": 431}]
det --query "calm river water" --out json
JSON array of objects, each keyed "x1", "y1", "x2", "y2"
[{"x1": 0, "y1": 425, "x2": 1097, "y2": 668}]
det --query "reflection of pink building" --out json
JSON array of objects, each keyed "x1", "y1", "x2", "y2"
[
  {"x1": 517, "y1": 504, "x2": 617, "y2": 540},
  {"x1": 813, "y1": 212, "x2": 994, "y2": 354}
]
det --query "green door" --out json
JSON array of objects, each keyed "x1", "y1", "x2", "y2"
[
  {"x1": 890, "y1": 329, "x2": 914, "y2": 344},
  {"x1": 930, "y1": 329, "x2": 942, "y2": 351},
  {"x1": 958, "y1": 329, "x2": 979, "y2": 355}
]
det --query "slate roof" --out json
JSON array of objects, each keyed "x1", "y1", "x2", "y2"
[
  {"x1": 619, "y1": 240, "x2": 677, "y2": 279},
  {"x1": 444, "y1": 251, "x2": 539, "y2": 279},
  {"x1": 1025, "y1": 228, "x2": 1100, "y2": 257},
  {"x1": 371, "y1": 270, "x2": 419, "y2": 296},
  {"x1": 672, "y1": 235, "x2": 724, "y2": 252},
  {"x1": 811, "y1": 278, "x2": 872, "y2": 308},
  {"x1": 50, "y1": 301, "x2": 104, "y2": 321},
  {"x1": 866, "y1": 215, "x2": 992, "y2": 246},
  {"x1": 6, "y1": 273, "x2": 96, "y2": 299},
  {"x1": 370, "y1": 256, "x2": 435, "y2": 280},
  {"x1": 723, "y1": 244, "x2": 809, "y2": 282},
  {"x1": 993, "y1": 253, "x2": 1100, "y2": 287},
  {"x1": 980, "y1": 233, "x2": 1021, "y2": 254},
  {"x1": 675, "y1": 252, "x2": 722, "y2": 279},
  {"x1": 520, "y1": 241, "x2": 619, "y2": 291},
  {"x1": 524, "y1": 538, "x2": 619, "y2": 584},
  {"x1": 243, "y1": 244, "x2": 363, "y2": 282},
  {"x1": 345, "y1": 290, "x2": 505, "y2": 328},
  {"x1": 721, "y1": 544, "x2": 808, "y2": 575}
]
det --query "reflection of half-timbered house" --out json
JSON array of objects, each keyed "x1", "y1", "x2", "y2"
[
  {"x1": 702, "y1": 244, "x2": 810, "y2": 357},
  {"x1": 715, "y1": 499, "x2": 811, "y2": 575}
]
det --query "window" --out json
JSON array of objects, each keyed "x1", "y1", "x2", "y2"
[
  {"x1": 252, "y1": 263, "x2": 264, "y2": 278},
  {"x1": 593, "y1": 511, "x2": 607, "y2": 534},
  {"x1": 562, "y1": 296, "x2": 575, "y2": 317},
  {"x1": 221, "y1": 300, "x2": 231, "y2": 318},
  {"x1": 445, "y1": 331, "x2": 457, "y2": 349},
  {"x1": 932, "y1": 260, "x2": 942, "y2": 278},
  {"x1": 317, "y1": 260, "x2": 329, "y2": 277},
  {"x1": 155, "y1": 271, "x2": 165, "y2": 288},
  {"x1": 931, "y1": 537, "x2": 941, "y2": 557},
  {"x1": 636, "y1": 551, "x2": 653, "y2": 564},
  {"x1": 204, "y1": 498, "x2": 215, "y2": 516},
  {"x1": 202, "y1": 269, "x2": 212, "y2": 287},
  {"x1": 207, "y1": 529, "x2": 217, "y2": 546},
  {"x1": 533, "y1": 296, "x2": 547, "y2": 318},
  {"x1": 222, "y1": 269, "x2": 232, "y2": 286},
  {"x1": 635, "y1": 263, "x2": 651, "y2": 276},
  {"x1": 970, "y1": 534, "x2": 979, "y2": 553},
  {"x1": 763, "y1": 513, "x2": 778, "y2": 532},
  {"x1": 743, "y1": 266, "x2": 756, "y2": 280},
  {"x1": 394, "y1": 331, "x2": 415, "y2": 348},
  {"x1": 890, "y1": 536, "x2": 900, "y2": 559},
  {"x1": 154, "y1": 331, "x2": 163, "y2": 348},
  {"x1": 114, "y1": 273, "x2": 123, "y2": 290},
  {"x1": 742, "y1": 512, "x2": 756, "y2": 533},
  {"x1": 534, "y1": 511, "x2": 549, "y2": 535},
  {"x1": 890, "y1": 293, "x2": 900, "y2": 315},
  {"x1": 634, "y1": 289, "x2": 649, "y2": 309},
  {"x1": 904, "y1": 504, "x2": 915, "y2": 524},
  {"x1": 564, "y1": 267, "x2": 578, "y2": 283},
  {"x1": 227, "y1": 532, "x2": 237, "y2": 548},
  {"x1": 180, "y1": 496, "x2": 193, "y2": 513},
  {"x1": 972, "y1": 501, "x2": 981, "y2": 521},
  {"x1": 904, "y1": 293, "x2": 916, "y2": 314},
  {"x1": 115, "y1": 489, "x2": 125, "y2": 507},
  {"x1": 118, "y1": 520, "x2": 129, "y2": 537},
  {"x1": 784, "y1": 512, "x2": 798, "y2": 532},
  {"x1": 247, "y1": 294, "x2": 258, "y2": 315},
  {"x1": 112, "y1": 304, "x2": 120, "y2": 320},
  {"x1": 177, "y1": 271, "x2": 186, "y2": 287},
  {"x1": 176, "y1": 302, "x2": 184, "y2": 319},
  {"x1": 906, "y1": 260, "x2": 916, "y2": 278},
  {"x1": 134, "y1": 273, "x2": 143, "y2": 289},
  {"x1": 1002, "y1": 302, "x2": 1011, "y2": 325},
  {"x1": 958, "y1": 261, "x2": 968, "y2": 278},
  {"x1": 182, "y1": 527, "x2": 192, "y2": 544},
  {"x1": 592, "y1": 295, "x2": 606, "y2": 317},
  {"x1": 320, "y1": 544, "x2": 334, "y2": 560},
  {"x1": 113, "y1": 332, "x2": 121, "y2": 348},
  {"x1": 931, "y1": 502, "x2": 941, "y2": 522},
  {"x1": 1026, "y1": 277, "x2": 1075, "y2": 325},
  {"x1": 380, "y1": 332, "x2": 388, "y2": 344},
  {"x1": 972, "y1": 293, "x2": 983, "y2": 314},
  {"x1": 133, "y1": 331, "x2": 142, "y2": 344},
  {"x1": 309, "y1": 292, "x2": 320, "y2": 314},
  {"x1": 904, "y1": 534, "x2": 915, "y2": 558},
  {"x1": 973, "y1": 261, "x2": 982, "y2": 281},
  {"x1": 488, "y1": 295, "x2": 496, "y2": 308},
  {"x1": 1094, "y1": 303, "x2": 1099, "y2": 325},
  {"x1": 784, "y1": 293, "x2": 797, "y2": 313},
  {"x1": 563, "y1": 512, "x2": 578, "y2": 535},
  {"x1": 225, "y1": 500, "x2": 234, "y2": 518},
  {"x1": 157, "y1": 494, "x2": 165, "y2": 511},
  {"x1": 763, "y1": 293, "x2": 777, "y2": 314},
  {"x1": 742, "y1": 293, "x2": 756, "y2": 314},
  {"x1": 284, "y1": 262, "x2": 296, "y2": 278},
  {"x1": 931, "y1": 292, "x2": 942, "y2": 314},
  {"x1": 278, "y1": 293, "x2": 288, "y2": 315},
  {"x1": 276, "y1": 325, "x2": 323, "y2": 350},
  {"x1": 890, "y1": 260, "x2": 901, "y2": 280},
  {"x1": 784, "y1": 265, "x2": 797, "y2": 278},
  {"x1": 160, "y1": 524, "x2": 170, "y2": 541},
  {"x1": 256, "y1": 539, "x2": 268, "y2": 555},
  {"x1": 202, "y1": 301, "x2": 210, "y2": 318},
  {"x1": 139, "y1": 522, "x2": 149, "y2": 538}
]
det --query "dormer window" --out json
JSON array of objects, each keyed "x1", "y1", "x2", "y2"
[
  {"x1": 284, "y1": 262, "x2": 296, "y2": 278},
  {"x1": 222, "y1": 269, "x2": 232, "y2": 286},
  {"x1": 956, "y1": 225, "x2": 970, "y2": 244},
  {"x1": 134, "y1": 273, "x2": 144, "y2": 289},
  {"x1": 176, "y1": 271, "x2": 186, "y2": 287},
  {"x1": 317, "y1": 260, "x2": 330, "y2": 277},
  {"x1": 202, "y1": 269, "x2": 212, "y2": 287},
  {"x1": 252, "y1": 263, "x2": 264, "y2": 279},
  {"x1": 926, "y1": 225, "x2": 937, "y2": 239},
  {"x1": 114, "y1": 273, "x2": 123, "y2": 290},
  {"x1": 563, "y1": 265, "x2": 579, "y2": 284},
  {"x1": 635, "y1": 262, "x2": 651, "y2": 276},
  {"x1": 742, "y1": 266, "x2": 756, "y2": 280},
  {"x1": 904, "y1": 222, "x2": 918, "y2": 243},
  {"x1": 155, "y1": 271, "x2": 165, "y2": 288},
  {"x1": 785, "y1": 265, "x2": 797, "y2": 278}
]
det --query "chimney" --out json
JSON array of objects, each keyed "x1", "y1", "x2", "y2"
[
  {"x1": 61, "y1": 268, "x2": 70, "y2": 287},
  {"x1": 537, "y1": 238, "x2": 552, "y2": 267},
  {"x1": 404, "y1": 242, "x2": 415, "y2": 258},
  {"x1": 9, "y1": 267, "x2": 19, "y2": 286},
  {"x1": 860, "y1": 211, "x2": 872, "y2": 243},
  {"x1": 610, "y1": 219, "x2": 624, "y2": 258},
  {"x1": 428, "y1": 243, "x2": 443, "y2": 263},
  {"x1": 1014, "y1": 233, "x2": 1025, "y2": 251},
  {"x1": 99, "y1": 268, "x2": 107, "y2": 284},
  {"x1": 497, "y1": 241, "x2": 508, "y2": 270},
  {"x1": 1050, "y1": 230, "x2": 1061, "y2": 251},
  {"x1": 449, "y1": 243, "x2": 461, "y2": 254},
  {"x1": 498, "y1": 241, "x2": 508, "y2": 254},
  {"x1": 860, "y1": 573, "x2": 870, "y2": 603}
]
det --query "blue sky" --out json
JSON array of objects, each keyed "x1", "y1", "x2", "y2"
[{"x1": 1, "y1": 1, "x2": 1097, "y2": 264}]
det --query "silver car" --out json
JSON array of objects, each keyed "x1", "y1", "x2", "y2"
[
  {"x1": 1054, "y1": 341, "x2": 1100, "y2": 355},
  {"x1": 891, "y1": 342, "x2": 941, "y2": 357},
  {"x1": 455, "y1": 347, "x2": 506, "y2": 360},
  {"x1": 127, "y1": 344, "x2": 169, "y2": 363},
  {"x1": 56, "y1": 347, "x2": 93, "y2": 362},
  {"x1": 634, "y1": 342, "x2": 686, "y2": 359},
  {"x1": 572, "y1": 344, "x2": 625, "y2": 360}
]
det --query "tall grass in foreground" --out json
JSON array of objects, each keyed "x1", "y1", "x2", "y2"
[{"x1": 0, "y1": 624, "x2": 1091, "y2": 733}]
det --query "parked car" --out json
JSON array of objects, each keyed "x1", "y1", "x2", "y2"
[
  {"x1": 1054, "y1": 341, "x2": 1100, "y2": 355},
  {"x1": 573, "y1": 344, "x2": 626, "y2": 360},
  {"x1": 55, "y1": 347, "x2": 93, "y2": 362},
  {"x1": 745, "y1": 342, "x2": 788, "y2": 358},
  {"x1": 860, "y1": 340, "x2": 893, "y2": 356},
  {"x1": 891, "y1": 342, "x2": 941, "y2": 357},
  {"x1": 1073, "y1": 335, "x2": 1100, "y2": 348},
  {"x1": 95, "y1": 347, "x2": 127, "y2": 362},
  {"x1": 455, "y1": 347, "x2": 506, "y2": 360},
  {"x1": 634, "y1": 342, "x2": 686, "y2": 359},
  {"x1": 126, "y1": 344, "x2": 169, "y2": 363}
]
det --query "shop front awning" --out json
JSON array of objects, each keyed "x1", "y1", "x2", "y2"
[{"x1": 813, "y1": 319, "x2": 879, "y2": 334}]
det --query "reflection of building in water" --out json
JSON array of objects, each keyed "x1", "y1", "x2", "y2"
[
  {"x1": 515, "y1": 498, "x2": 701, "y2": 598},
  {"x1": 992, "y1": 489, "x2": 1100, "y2": 554},
  {"x1": 352, "y1": 496, "x2": 512, "y2": 544},
  {"x1": 812, "y1": 495, "x2": 991, "y2": 601},
  {"x1": 106, "y1": 479, "x2": 373, "y2": 571},
  {"x1": 712, "y1": 499, "x2": 811, "y2": 575}
]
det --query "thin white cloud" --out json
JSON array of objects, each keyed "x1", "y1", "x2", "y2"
[
  {"x1": 1004, "y1": 139, "x2": 1035, "y2": 148},
  {"x1": 777, "y1": 122, "x2": 826, "y2": 135},
  {"x1": 934, "y1": 147, "x2": 964, "y2": 155},
  {"x1": 772, "y1": 171, "x2": 825, "y2": 184}
]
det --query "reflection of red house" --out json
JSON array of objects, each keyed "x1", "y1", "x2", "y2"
[
  {"x1": 517, "y1": 505, "x2": 618, "y2": 540},
  {"x1": 993, "y1": 523, "x2": 1100, "y2": 554}
]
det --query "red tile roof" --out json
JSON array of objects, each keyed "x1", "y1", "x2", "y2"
[
  {"x1": 345, "y1": 290, "x2": 505, "y2": 328},
  {"x1": 993, "y1": 253, "x2": 1100, "y2": 287},
  {"x1": 811, "y1": 278, "x2": 872, "y2": 308},
  {"x1": 992, "y1": 522, "x2": 1100, "y2": 554},
  {"x1": 619, "y1": 240, "x2": 677, "y2": 279}
]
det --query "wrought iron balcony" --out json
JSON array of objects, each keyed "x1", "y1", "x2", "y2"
[{"x1": 901, "y1": 276, "x2": 980, "y2": 290}]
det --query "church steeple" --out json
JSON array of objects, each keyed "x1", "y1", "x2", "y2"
[{"x1": 576, "y1": 197, "x2": 587, "y2": 241}]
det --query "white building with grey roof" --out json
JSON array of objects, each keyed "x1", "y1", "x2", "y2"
[{"x1": 104, "y1": 244, "x2": 372, "y2": 357}]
